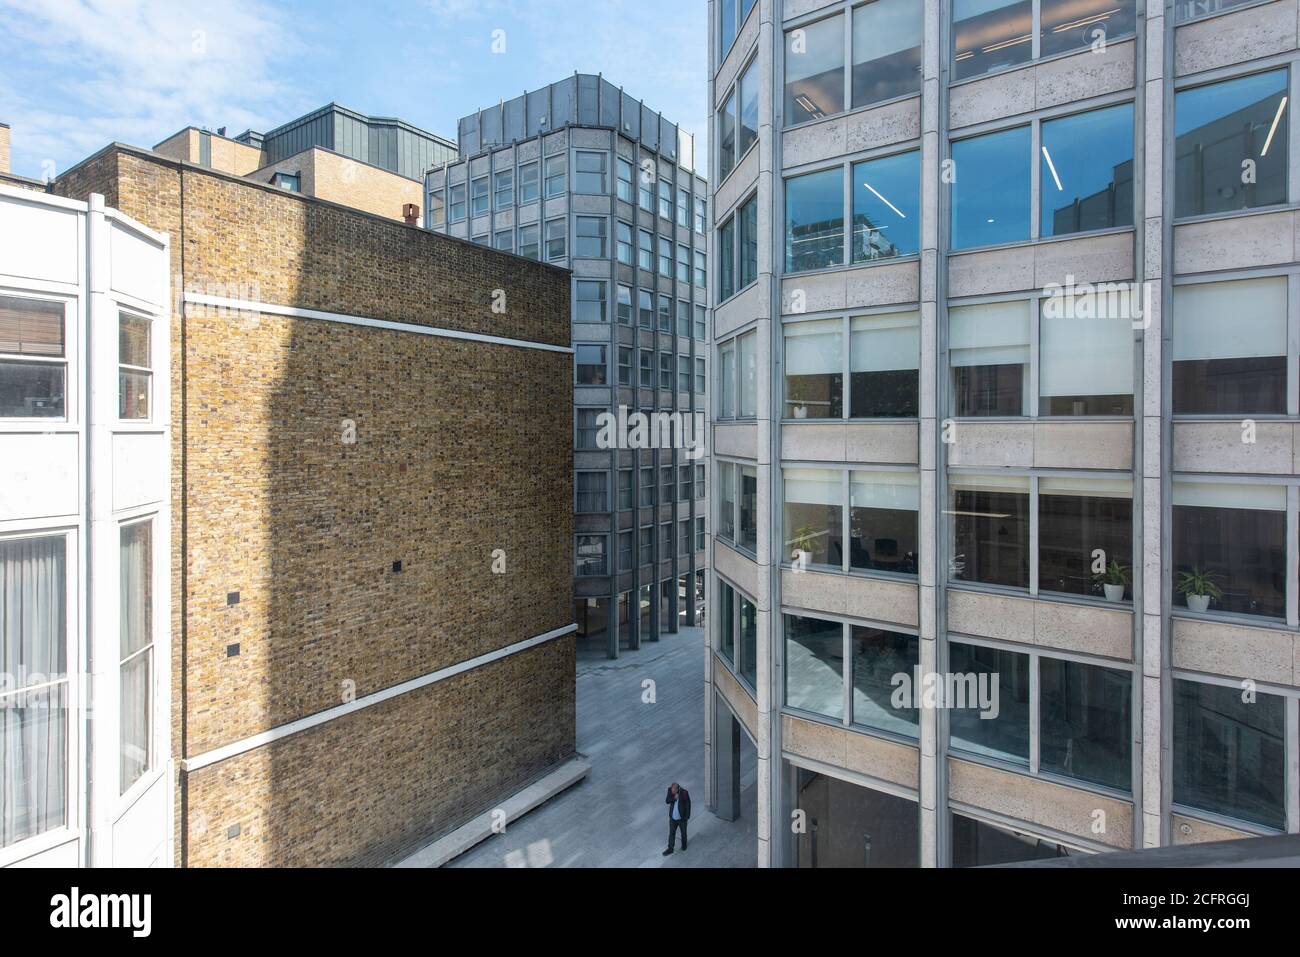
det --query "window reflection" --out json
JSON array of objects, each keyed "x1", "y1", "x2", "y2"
[
  {"x1": 953, "y1": 0, "x2": 1033, "y2": 81},
  {"x1": 785, "y1": 15, "x2": 845, "y2": 125},
  {"x1": 951, "y1": 126, "x2": 1031, "y2": 249},
  {"x1": 1040, "y1": 104, "x2": 1134, "y2": 237}
]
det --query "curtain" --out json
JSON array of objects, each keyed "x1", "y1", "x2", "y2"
[
  {"x1": 119, "y1": 522, "x2": 153, "y2": 795},
  {"x1": 1, "y1": 535, "x2": 67, "y2": 848}
]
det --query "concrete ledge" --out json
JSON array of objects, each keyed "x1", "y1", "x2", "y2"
[{"x1": 392, "y1": 756, "x2": 591, "y2": 868}]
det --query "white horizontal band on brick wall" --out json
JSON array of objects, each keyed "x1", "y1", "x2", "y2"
[
  {"x1": 180, "y1": 623, "x2": 578, "y2": 772},
  {"x1": 183, "y1": 292, "x2": 575, "y2": 354}
]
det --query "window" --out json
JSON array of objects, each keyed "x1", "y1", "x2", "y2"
[
  {"x1": 1172, "y1": 481, "x2": 1286, "y2": 619},
  {"x1": 949, "y1": 475, "x2": 1031, "y2": 588},
  {"x1": 951, "y1": 814, "x2": 1077, "y2": 866},
  {"x1": 1040, "y1": 104, "x2": 1134, "y2": 237},
  {"x1": 616, "y1": 221, "x2": 633, "y2": 264},
  {"x1": 1174, "y1": 0, "x2": 1258, "y2": 21},
  {"x1": 719, "y1": 92, "x2": 738, "y2": 186},
  {"x1": 952, "y1": 0, "x2": 1032, "y2": 80},
  {"x1": 1173, "y1": 277, "x2": 1287, "y2": 415},
  {"x1": 852, "y1": 150, "x2": 920, "y2": 260},
  {"x1": 718, "y1": 215, "x2": 736, "y2": 301},
  {"x1": 950, "y1": 300, "x2": 1032, "y2": 416},
  {"x1": 273, "y1": 172, "x2": 300, "y2": 192},
  {"x1": 641, "y1": 466, "x2": 656, "y2": 507},
  {"x1": 660, "y1": 522, "x2": 672, "y2": 559},
  {"x1": 518, "y1": 161, "x2": 539, "y2": 203},
  {"x1": 471, "y1": 175, "x2": 489, "y2": 216},
  {"x1": 951, "y1": 126, "x2": 1031, "y2": 249},
  {"x1": 448, "y1": 182, "x2": 467, "y2": 222},
  {"x1": 852, "y1": 311, "x2": 920, "y2": 417},
  {"x1": 680, "y1": 519, "x2": 691, "y2": 556},
  {"x1": 738, "y1": 465, "x2": 757, "y2": 552},
  {"x1": 1176, "y1": 69, "x2": 1289, "y2": 218},
  {"x1": 694, "y1": 304, "x2": 707, "y2": 341},
  {"x1": 576, "y1": 344, "x2": 606, "y2": 385},
  {"x1": 677, "y1": 245, "x2": 691, "y2": 285},
  {"x1": 852, "y1": 0, "x2": 922, "y2": 106},
  {"x1": 786, "y1": 168, "x2": 844, "y2": 272},
  {"x1": 720, "y1": 340, "x2": 737, "y2": 417},
  {"x1": 721, "y1": 57, "x2": 760, "y2": 180},
  {"x1": 658, "y1": 295, "x2": 673, "y2": 334},
  {"x1": 119, "y1": 312, "x2": 151, "y2": 419},
  {"x1": 545, "y1": 218, "x2": 566, "y2": 261},
  {"x1": 640, "y1": 527, "x2": 653, "y2": 566},
  {"x1": 658, "y1": 237, "x2": 673, "y2": 277},
  {"x1": 852, "y1": 626, "x2": 920, "y2": 736},
  {"x1": 948, "y1": 642, "x2": 1031, "y2": 765},
  {"x1": 639, "y1": 164, "x2": 654, "y2": 211},
  {"x1": 638, "y1": 289, "x2": 654, "y2": 329},
  {"x1": 785, "y1": 318, "x2": 843, "y2": 419},
  {"x1": 719, "y1": 0, "x2": 756, "y2": 58},
  {"x1": 493, "y1": 169, "x2": 513, "y2": 209},
  {"x1": 617, "y1": 284, "x2": 634, "y2": 325},
  {"x1": 618, "y1": 469, "x2": 633, "y2": 510},
  {"x1": 738, "y1": 330, "x2": 758, "y2": 417},
  {"x1": 718, "y1": 461, "x2": 738, "y2": 543},
  {"x1": 1173, "y1": 679, "x2": 1286, "y2": 829},
  {"x1": 0, "y1": 534, "x2": 68, "y2": 846},
  {"x1": 638, "y1": 229, "x2": 654, "y2": 270},
  {"x1": 784, "y1": 468, "x2": 842, "y2": 567},
  {"x1": 576, "y1": 535, "x2": 608, "y2": 576},
  {"x1": 575, "y1": 151, "x2": 607, "y2": 193},
  {"x1": 738, "y1": 195, "x2": 759, "y2": 289},
  {"x1": 544, "y1": 154, "x2": 567, "y2": 197},
  {"x1": 680, "y1": 464, "x2": 692, "y2": 501},
  {"x1": 119, "y1": 520, "x2": 153, "y2": 793},
  {"x1": 575, "y1": 216, "x2": 607, "y2": 258},
  {"x1": 576, "y1": 408, "x2": 603, "y2": 449},
  {"x1": 694, "y1": 251, "x2": 706, "y2": 288},
  {"x1": 659, "y1": 352, "x2": 673, "y2": 389},
  {"x1": 678, "y1": 355, "x2": 691, "y2": 392},
  {"x1": 576, "y1": 472, "x2": 609, "y2": 512},
  {"x1": 739, "y1": 593, "x2": 757, "y2": 686},
  {"x1": 696, "y1": 516, "x2": 706, "y2": 549},
  {"x1": 718, "y1": 581, "x2": 736, "y2": 663},
  {"x1": 850, "y1": 470, "x2": 919, "y2": 575},
  {"x1": 0, "y1": 296, "x2": 66, "y2": 418},
  {"x1": 785, "y1": 614, "x2": 845, "y2": 719},
  {"x1": 617, "y1": 158, "x2": 634, "y2": 202},
  {"x1": 518, "y1": 223, "x2": 540, "y2": 260},
  {"x1": 1038, "y1": 477, "x2": 1133, "y2": 599},
  {"x1": 784, "y1": 14, "x2": 844, "y2": 126},
  {"x1": 695, "y1": 197, "x2": 707, "y2": 233},
  {"x1": 662, "y1": 466, "x2": 675, "y2": 504},
  {"x1": 1040, "y1": 658, "x2": 1132, "y2": 790},
  {"x1": 1040, "y1": 0, "x2": 1135, "y2": 57},
  {"x1": 575, "y1": 281, "x2": 606, "y2": 323},
  {"x1": 619, "y1": 531, "x2": 633, "y2": 570},
  {"x1": 493, "y1": 230, "x2": 514, "y2": 252},
  {"x1": 1042, "y1": 304, "x2": 1134, "y2": 419},
  {"x1": 658, "y1": 179, "x2": 673, "y2": 220},
  {"x1": 618, "y1": 345, "x2": 632, "y2": 385},
  {"x1": 695, "y1": 357, "x2": 706, "y2": 394},
  {"x1": 472, "y1": 233, "x2": 489, "y2": 246},
  {"x1": 677, "y1": 188, "x2": 690, "y2": 227},
  {"x1": 429, "y1": 192, "x2": 446, "y2": 228}
]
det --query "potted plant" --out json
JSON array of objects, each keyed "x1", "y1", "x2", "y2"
[
  {"x1": 788, "y1": 524, "x2": 818, "y2": 567},
  {"x1": 787, "y1": 380, "x2": 810, "y2": 419},
  {"x1": 1093, "y1": 560, "x2": 1130, "y2": 602},
  {"x1": 1178, "y1": 566, "x2": 1223, "y2": 614}
]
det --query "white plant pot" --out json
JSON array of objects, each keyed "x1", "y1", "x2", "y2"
[
  {"x1": 1103, "y1": 584, "x2": 1125, "y2": 602},
  {"x1": 1186, "y1": 594, "x2": 1211, "y2": 614},
  {"x1": 793, "y1": 406, "x2": 808, "y2": 419}
]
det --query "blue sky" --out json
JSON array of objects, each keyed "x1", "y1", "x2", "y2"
[{"x1": 0, "y1": 0, "x2": 709, "y2": 180}]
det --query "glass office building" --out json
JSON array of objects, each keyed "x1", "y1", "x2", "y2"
[
  {"x1": 427, "y1": 75, "x2": 710, "y2": 655},
  {"x1": 707, "y1": 0, "x2": 1300, "y2": 866}
]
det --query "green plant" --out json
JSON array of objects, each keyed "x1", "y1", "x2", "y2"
[
  {"x1": 789, "y1": 524, "x2": 818, "y2": 560},
  {"x1": 1093, "y1": 560, "x2": 1131, "y2": 588},
  {"x1": 1177, "y1": 566, "x2": 1223, "y2": 601}
]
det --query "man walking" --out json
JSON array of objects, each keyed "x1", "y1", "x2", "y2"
[{"x1": 663, "y1": 782, "x2": 691, "y2": 855}]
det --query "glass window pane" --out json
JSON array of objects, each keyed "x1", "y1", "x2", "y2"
[
  {"x1": 951, "y1": 126, "x2": 1031, "y2": 249},
  {"x1": 1039, "y1": 291, "x2": 1135, "y2": 415},
  {"x1": 1038, "y1": 477, "x2": 1133, "y2": 598},
  {"x1": 738, "y1": 196, "x2": 758, "y2": 288},
  {"x1": 721, "y1": 0, "x2": 737, "y2": 56},
  {"x1": 949, "y1": 474, "x2": 1031, "y2": 588},
  {"x1": 738, "y1": 331, "x2": 759, "y2": 417},
  {"x1": 785, "y1": 318, "x2": 843, "y2": 419},
  {"x1": 1039, "y1": 658, "x2": 1132, "y2": 790},
  {"x1": 794, "y1": 769, "x2": 920, "y2": 867},
  {"x1": 849, "y1": 470, "x2": 919, "y2": 575},
  {"x1": 1175, "y1": 69, "x2": 1289, "y2": 217},
  {"x1": 120, "y1": 521, "x2": 152, "y2": 794},
  {"x1": 720, "y1": 342, "x2": 737, "y2": 417},
  {"x1": 738, "y1": 59, "x2": 759, "y2": 159},
  {"x1": 785, "y1": 14, "x2": 845, "y2": 125},
  {"x1": 852, "y1": 0, "x2": 922, "y2": 107},
  {"x1": 1041, "y1": 104, "x2": 1134, "y2": 237},
  {"x1": 947, "y1": 642, "x2": 1030, "y2": 764},
  {"x1": 739, "y1": 465, "x2": 758, "y2": 553},
  {"x1": 719, "y1": 215, "x2": 736, "y2": 300},
  {"x1": 785, "y1": 614, "x2": 844, "y2": 719},
  {"x1": 951, "y1": 813, "x2": 1076, "y2": 866},
  {"x1": 784, "y1": 467, "x2": 843, "y2": 568},
  {"x1": 720, "y1": 461, "x2": 737, "y2": 541},
  {"x1": 718, "y1": 581, "x2": 735, "y2": 663},
  {"x1": 1041, "y1": 0, "x2": 1136, "y2": 58},
  {"x1": 1173, "y1": 679, "x2": 1285, "y2": 829},
  {"x1": 719, "y1": 91, "x2": 738, "y2": 180},
  {"x1": 0, "y1": 296, "x2": 65, "y2": 357},
  {"x1": 949, "y1": 300, "x2": 1031, "y2": 416},
  {"x1": 0, "y1": 360, "x2": 65, "y2": 418},
  {"x1": 851, "y1": 626, "x2": 918, "y2": 736},
  {"x1": 852, "y1": 149, "x2": 920, "y2": 261},
  {"x1": 786, "y1": 168, "x2": 844, "y2": 272},
  {"x1": 739, "y1": 595, "x2": 758, "y2": 686},
  {"x1": 1173, "y1": 277, "x2": 1288, "y2": 414},
  {"x1": 851, "y1": 311, "x2": 919, "y2": 417},
  {"x1": 953, "y1": 0, "x2": 1032, "y2": 81},
  {"x1": 119, "y1": 369, "x2": 150, "y2": 419}
]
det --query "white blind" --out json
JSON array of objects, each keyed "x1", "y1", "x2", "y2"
[
  {"x1": 851, "y1": 311, "x2": 919, "y2": 372},
  {"x1": 1173, "y1": 277, "x2": 1288, "y2": 362},
  {"x1": 1040, "y1": 307, "x2": 1133, "y2": 398},
  {"x1": 739, "y1": 331, "x2": 759, "y2": 417},
  {"x1": 784, "y1": 468, "x2": 842, "y2": 506},
  {"x1": 851, "y1": 470, "x2": 920, "y2": 510},
  {"x1": 950, "y1": 473, "x2": 1030, "y2": 494},
  {"x1": 950, "y1": 300, "x2": 1031, "y2": 368},
  {"x1": 785, "y1": 318, "x2": 842, "y2": 374},
  {"x1": 1173, "y1": 481, "x2": 1286, "y2": 512},
  {"x1": 1039, "y1": 476, "x2": 1132, "y2": 499}
]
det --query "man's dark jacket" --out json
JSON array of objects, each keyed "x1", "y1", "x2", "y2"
[{"x1": 665, "y1": 787, "x2": 691, "y2": 820}]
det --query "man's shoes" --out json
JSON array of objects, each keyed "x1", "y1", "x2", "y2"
[
  {"x1": 682, "y1": 843, "x2": 688, "y2": 851},
  {"x1": 662, "y1": 848, "x2": 673, "y2": 856}
]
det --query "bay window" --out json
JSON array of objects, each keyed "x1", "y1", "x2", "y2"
[
  {"x1": 849, "y1": 470, "x2": 919, "y2": 575},
  {"x1": 950, "y1": 300, "x2": 1032, "y2": 416},
  {"x1": 1173, "y1": 276, "x2": 1287, "y2": 415},
  {"x1": 783, "y1": 468, "x2": 843, "y2": 568},
  {"x1": 949, "y1": 474, "x2": 1031, "y2": 588},
  {"x1": 0, "y1": 295, "x2": 66, "y2": 418}
]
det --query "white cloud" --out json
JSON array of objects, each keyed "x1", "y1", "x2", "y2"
[{"x1": 0, "y1": 0, "x2": 306, "y2": 177}]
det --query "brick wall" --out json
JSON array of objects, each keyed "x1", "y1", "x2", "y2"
[
  {"x1": 248, "y1": 147, "x2": 423, "y2": 222},
  {"x1": 56, "y1": 146, "x2": 576, "y2": 866}
]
